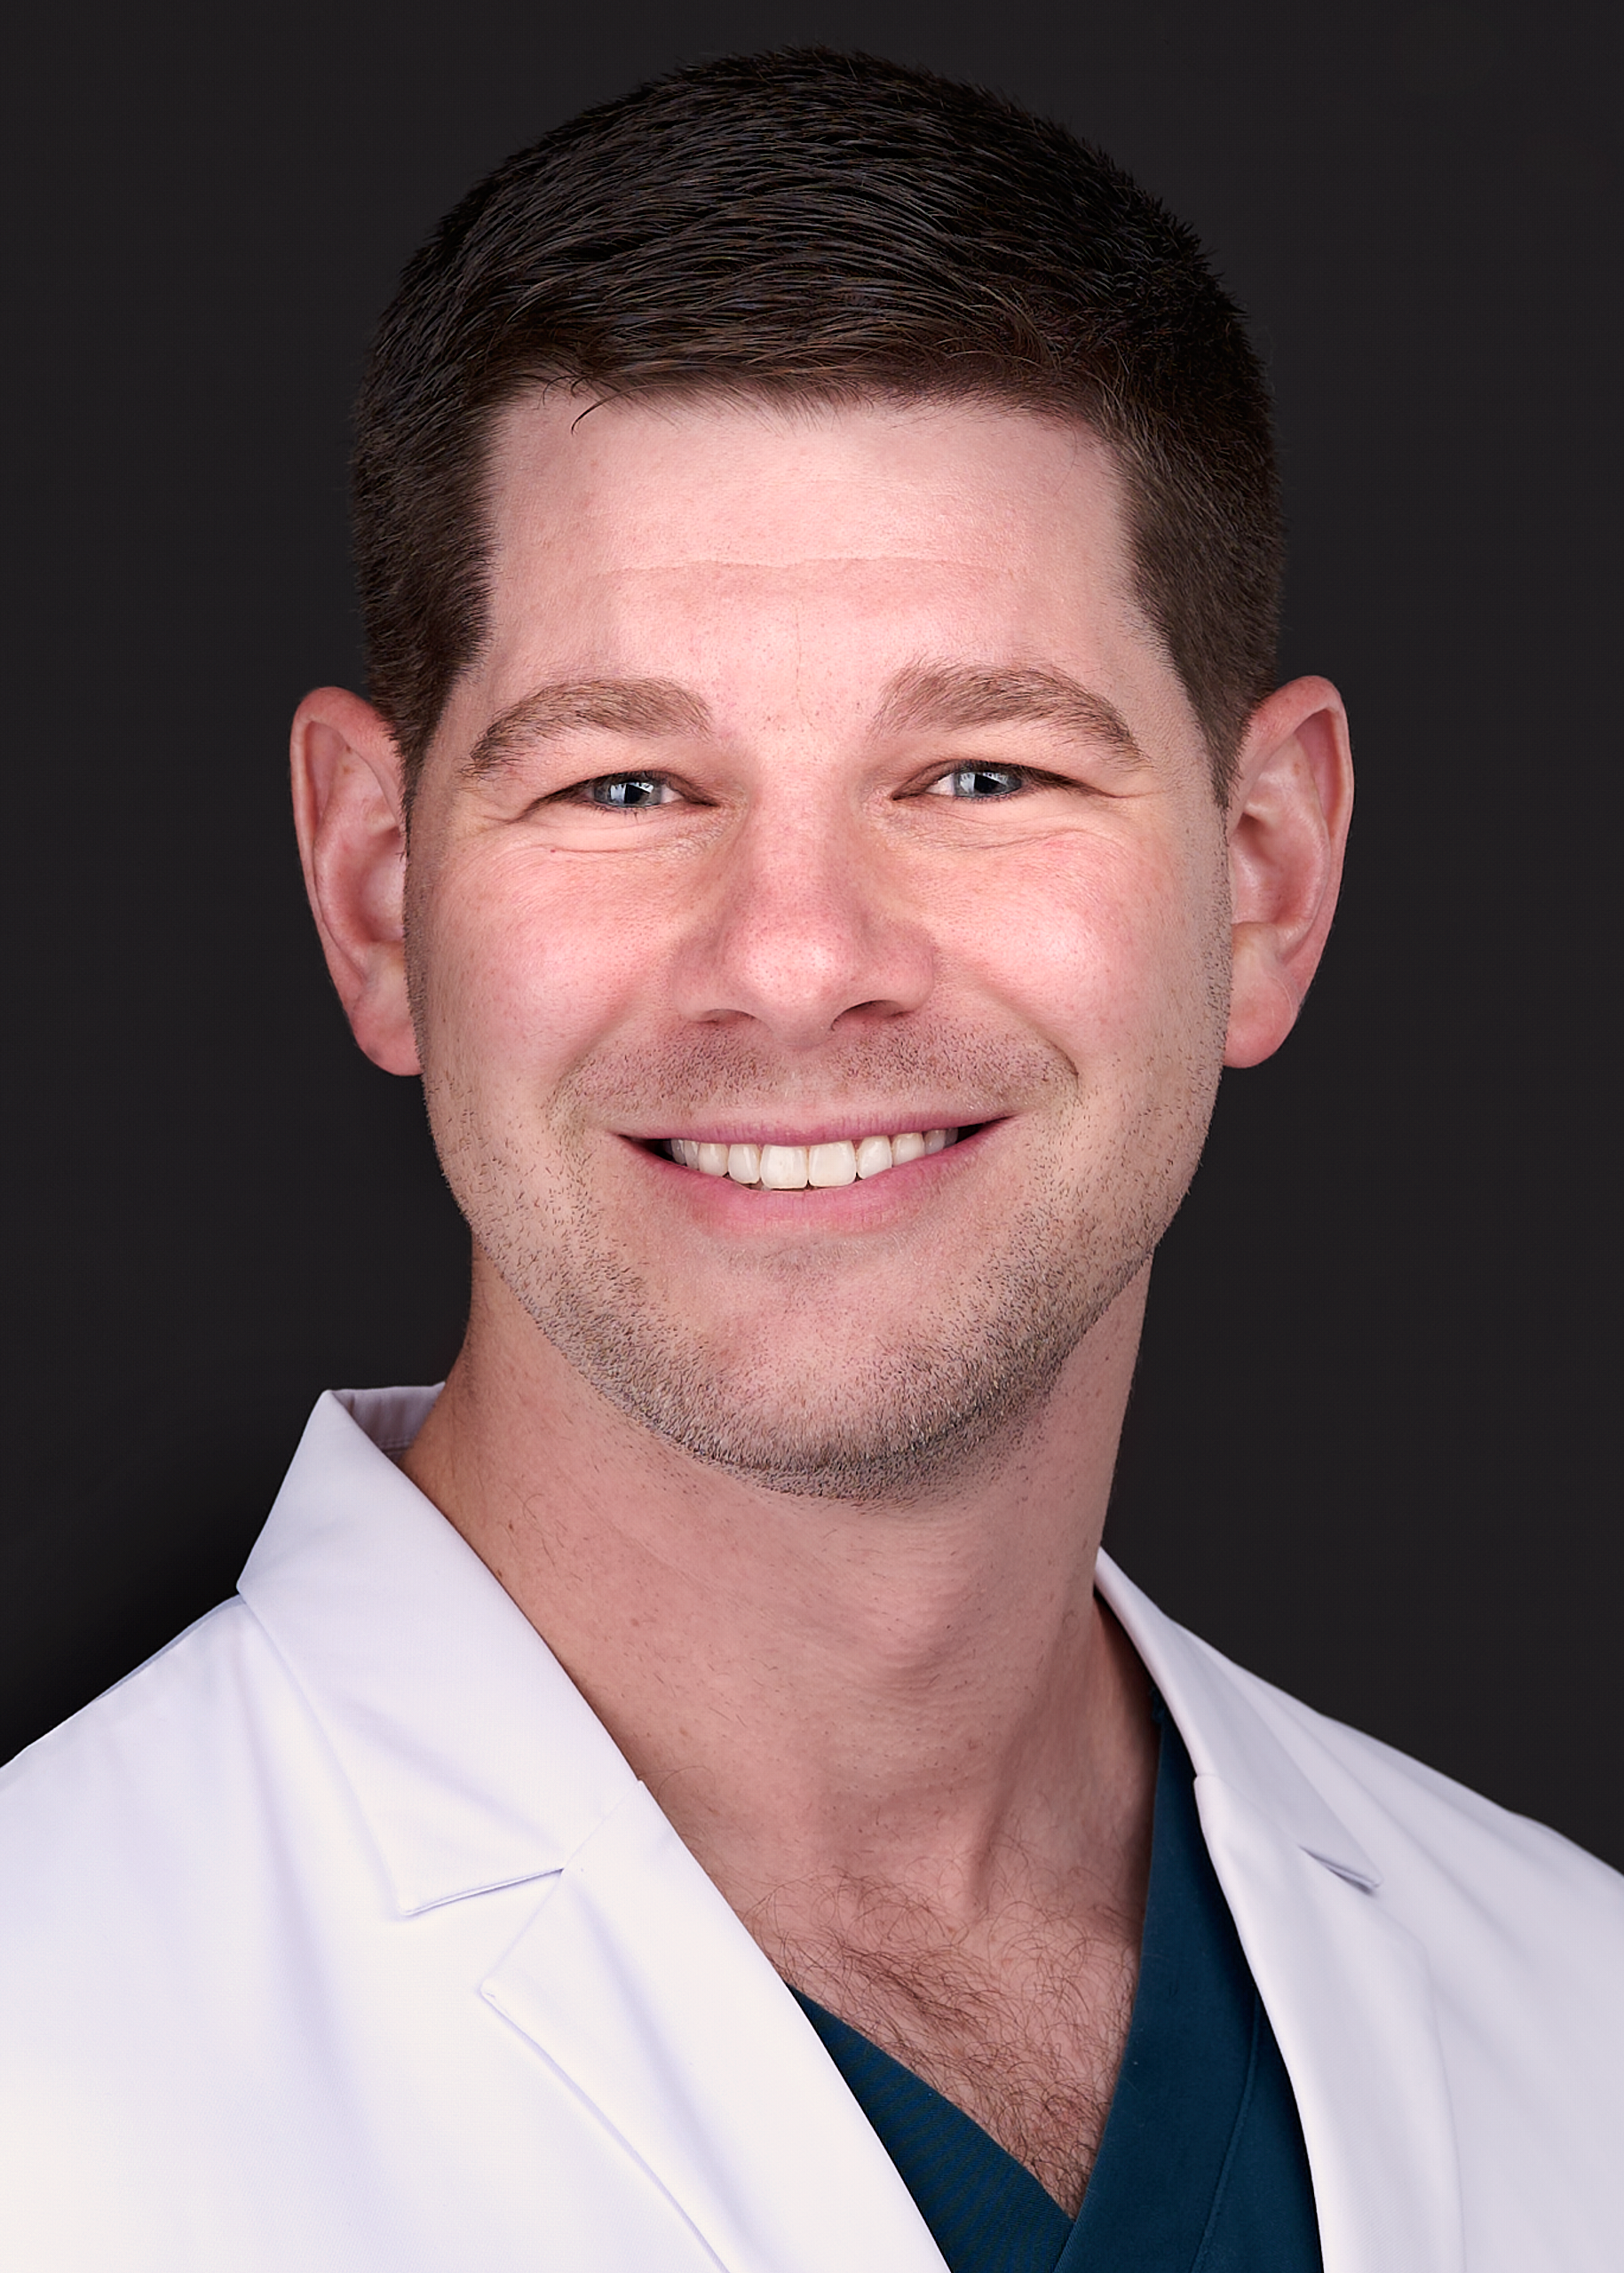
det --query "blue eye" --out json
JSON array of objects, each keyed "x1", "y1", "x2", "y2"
[
  {"x1": 589, "y1": 774, "x2": 671, "y2": 808},
  {"x1": 931, "y1": 765, "x2": 1025, "y2": 799}
]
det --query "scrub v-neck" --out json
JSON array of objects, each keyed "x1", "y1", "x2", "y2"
[{"x1": 792, "y1": 1704, "x2": 1323, "y2": 2272}]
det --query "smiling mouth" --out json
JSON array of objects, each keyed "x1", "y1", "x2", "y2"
[{"x1": 657, "y1": 1126, "x2": 970, "y2": 1190}]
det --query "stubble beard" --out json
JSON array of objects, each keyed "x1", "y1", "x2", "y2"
[
  {"x1": 432, "y1": 1027, "x2": 1218, "y2": 1505},
  {"x1": 522, "y1": 1180, "x2": 1149, "y2": 1502}
]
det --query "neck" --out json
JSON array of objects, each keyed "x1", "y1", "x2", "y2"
[{"x1": 403, "y1": 1258, "x2": 1156, "y2": 1925}]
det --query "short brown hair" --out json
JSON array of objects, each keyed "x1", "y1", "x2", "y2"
[{"x1": 353, "y1": 47, "x2": 1283, "y2": 803}]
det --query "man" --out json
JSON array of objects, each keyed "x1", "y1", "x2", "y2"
[{"x1": 2, "y1": 47, "x2": 1617, "y2": 2273}]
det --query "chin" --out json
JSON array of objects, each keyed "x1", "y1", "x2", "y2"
[{"x1": 518, "y1": 1230, "x2": 1146, "y2": 1506}]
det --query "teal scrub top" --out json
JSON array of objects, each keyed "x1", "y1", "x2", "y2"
[{"x1": 793, "y1": 1705, "x2": 1324, "y2": 2272}]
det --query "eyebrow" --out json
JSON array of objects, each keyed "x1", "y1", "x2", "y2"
[
  {"x1": 874, "y1": 663, "x2": 1144, "y2": 764},
  {"x1": 461, "y1": 678, "x2": 713, "y2": 780},
  {"x1": 460, "y1": 660, "x2": 1143, "y2": 782}
]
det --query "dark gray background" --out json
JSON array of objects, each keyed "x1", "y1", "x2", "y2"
[{"x1": 6, "y1": 1, "x2": 1618, "y2": 1863}]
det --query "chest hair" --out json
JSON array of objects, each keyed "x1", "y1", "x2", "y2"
[{"x1": 756, "y1": 1882, "x2": 1140, "y2": 2218}]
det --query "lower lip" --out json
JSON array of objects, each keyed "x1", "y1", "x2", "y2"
[{"x1": 623, "y1": 1123, "x2": 999, "y2": 1227}]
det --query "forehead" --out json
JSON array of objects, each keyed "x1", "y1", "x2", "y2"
[
  {"x1": 444, "y1": 390, "x2": 1189, "y2": 760},
  {"x1": 488, "y1": 388, "x2": 1125, "y2": 562}
]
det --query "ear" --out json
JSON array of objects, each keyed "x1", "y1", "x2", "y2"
[
  {"x1": 1224, "y1": 676, "x2": 1354, "y2": 1068},
  {"x1": 289, "y1": 687, "x2": 421, "y2": 1075}
]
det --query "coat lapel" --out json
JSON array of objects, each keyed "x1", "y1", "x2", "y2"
[
  {"x1": 483, "y1": 1778, "x2": 950, "y2": 2273},
  {"x1": 1098, "y1": 1553, "x2": 1465, "y2": 2273},
  {"x1": 248, "y1": 1390, "x2": 947, "y2": 2273},
  {"x1": 1193, "y1": 1776, "x2": 1464, "y2": 2273}
]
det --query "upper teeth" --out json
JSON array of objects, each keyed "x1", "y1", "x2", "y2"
[{"x1": 668, "y1": 1129, "x2": 956, "y2": 1188}]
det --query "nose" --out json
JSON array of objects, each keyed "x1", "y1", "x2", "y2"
[{"x1": 669, "y1": 803, "x2": 936, "y2": 1049}]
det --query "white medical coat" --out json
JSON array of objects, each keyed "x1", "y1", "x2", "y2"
[{"x1": 2, "y1": 1385, "x2": 1620, "y2": 2271}]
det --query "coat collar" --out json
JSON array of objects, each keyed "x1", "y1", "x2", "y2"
[
  {"x1": 242, "y1": 1392, "x2": 1386, "y2": 1911},
  {"x1": 238, "y1": 1386, "x2": 638, "y2": 1913},
  {"x1": 1095, "y1": 1552, "x2": 1380, "y2": 1889},
  {"x1": 1098, "y1": 1553, "x2": 1464, "y2": 2273}
]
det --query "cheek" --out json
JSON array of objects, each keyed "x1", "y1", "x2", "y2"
[
  {"x1": 408, "y1": 844, "x2": 664, "y2": 1107},
  {"x1": 943, "y1": 833, "x2": 1226, "y2": 1071}
]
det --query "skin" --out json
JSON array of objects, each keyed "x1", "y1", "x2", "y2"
[{"x1": 292, "y1": 392, "x2": 1351, "y2": 2210}]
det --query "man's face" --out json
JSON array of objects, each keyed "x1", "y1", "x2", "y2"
[{"x1": 402, "y1": 395, "x2": 1232, "y2": 1496}]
